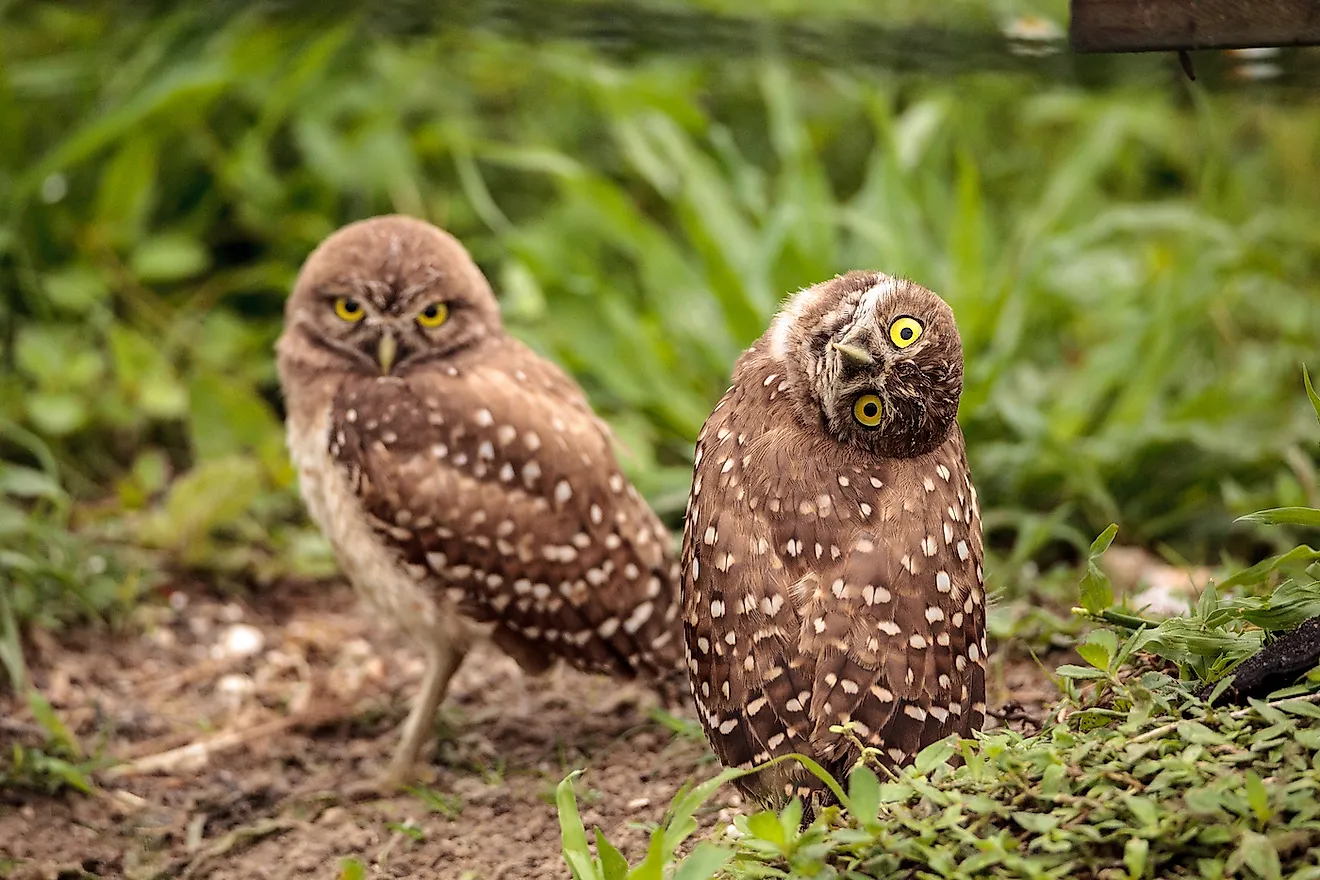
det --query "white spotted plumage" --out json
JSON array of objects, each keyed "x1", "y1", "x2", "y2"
[
  {"x1": 681, "y1": 270, "x2": 987, "y2": 813},
  {"x1": 277, "y1": 215, "x2": 685, "y2": 786}
]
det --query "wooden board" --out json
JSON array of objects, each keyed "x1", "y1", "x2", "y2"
[{"x1": 1071, "y1": 0, "x2": 1320, "y2": 52}]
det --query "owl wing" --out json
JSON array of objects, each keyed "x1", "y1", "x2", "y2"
[
  {"x1": 795, "y1": 434, "x2": 987, "y2": 768},
  {"x1": 683, "y1": 381, "x2": 826, "y2": 787},
  {"x1": 331, "y1": 337, "x2": 681, "y2": 678}
]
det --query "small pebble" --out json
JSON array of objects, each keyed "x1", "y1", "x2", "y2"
[
  {"x1": 216, "y1": 673, "x2": 255, "y2": 705},
  {"x1": 214, "y1": 623, "x2": 265, "y2": 659},
  {"x1": 319, "y1": 806, "x2": 348, "y2": 825}
]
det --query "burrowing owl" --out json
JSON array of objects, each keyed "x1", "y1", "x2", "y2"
[
  {"x1": 275, "y1": 215, "x2": 683, "y2": 785},
  {"x1": 682, "y1": 271, "x2": 986, "y2": 810}
]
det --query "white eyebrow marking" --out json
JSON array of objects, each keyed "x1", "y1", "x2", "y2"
[
  {"x1": 855, "y1": 275, "x2": 899, "y2": 321},
  {"x1": 769, "y1": 290, "x2": 811, "y2": 360},
  {"x1": 399, "y1": 267, "x2": 446, "y2": 301}
]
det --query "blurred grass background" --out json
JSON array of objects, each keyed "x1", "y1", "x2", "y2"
[{"x1": 2, "y1": 1, "x2": 1319, "y2": 667}]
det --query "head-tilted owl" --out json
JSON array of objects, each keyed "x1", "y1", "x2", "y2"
[
  {"x1": 275, "y1": 215, "x2": 684, "y2": 786},
  {"x1": 681, "y1": 271, "x2": 986, "y2": 811}
]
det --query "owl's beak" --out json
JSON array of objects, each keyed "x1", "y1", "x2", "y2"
[
  {"x1": 830, "y1": 341, "x2": 874, "y2": 365},
  {"x1": 377, "y1": 331, "x2": 398, "y2": 375}
]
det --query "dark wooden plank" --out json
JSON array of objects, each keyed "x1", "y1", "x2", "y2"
[{"x1": 1071, "y1": 0, "x2": 1320, "y2": 52}]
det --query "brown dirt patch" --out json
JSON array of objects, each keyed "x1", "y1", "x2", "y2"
[{"x1": 0, "y1": 579, "x2": 1057, "y2": 879}]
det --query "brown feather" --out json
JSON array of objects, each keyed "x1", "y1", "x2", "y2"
[{"x1": 682, "y1": 271, "x2": 987, "y2": 811}]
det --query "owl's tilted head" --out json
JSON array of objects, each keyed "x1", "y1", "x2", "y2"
[
  {"x1": 768, "y1": 270, "x2": 964, "y2": 459},
  {"x1": 277, "y1": 215, "x2": 502, "y2": 380}
]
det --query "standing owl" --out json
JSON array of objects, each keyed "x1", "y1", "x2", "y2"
[
  {"x1": 681, "y1": 271, "x2": 986, "y2": 811},
  {"x1": 276, "y1": 215, "x2": 683, "y2": 786}
]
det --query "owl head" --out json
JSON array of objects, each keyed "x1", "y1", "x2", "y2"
[
  {"x1": 277, "y1": 215, "x2": 502, "y2": 379},
  {"x1": 768, "y1": 271, "x2": 964, "y2": 459}
]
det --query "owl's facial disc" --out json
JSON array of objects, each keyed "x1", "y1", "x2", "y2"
[
  {"x1": 279, "y1": 215, "x2": 505, "y2": 381},
  {"x1": 798, "y1": 273, "x2": 963, "y2": 459},
  {"x1": 304, "y1": 274, "x2": 480, "y2": 376}
]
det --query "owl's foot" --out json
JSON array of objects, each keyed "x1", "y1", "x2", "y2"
[
  {"x1": 328, "y1": 757, "x2": 435, "y2": 802},
  {"x1": 374, "y1": 763, "x2": 421, "y2": 794}
]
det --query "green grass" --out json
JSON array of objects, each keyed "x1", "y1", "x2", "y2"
[
  {"x1": 562, "y1": 684, "x2": 1320, "y2": 879},
  {"x1": 0, "y1": 689, "x2": 102, "y2": 796},
  {"x1": 4, "y1": 5, "x2": 1317, "y2": 584}
]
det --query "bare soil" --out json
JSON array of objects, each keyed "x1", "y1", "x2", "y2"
[{"x1": 0, "y1": 579, "x2": 1058, "y2": 880}]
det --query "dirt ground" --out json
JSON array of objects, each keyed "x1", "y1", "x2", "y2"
[{"x1": 0, "y1": 578, "x2": 1059, "y2": 880}]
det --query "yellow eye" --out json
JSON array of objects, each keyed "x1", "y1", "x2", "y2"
[
  {"x1": 889, "y1": 316, "x2": 923, "y2": 349},
  {"x1": 333, "y1": 296, "x2": 364, "y2": 322},
  {"x1": 416, "y1": 302, "x2": 449, "y2": 328},
  {"x1": 852, "y1": 394, "x2": 883, "y2": 428}
]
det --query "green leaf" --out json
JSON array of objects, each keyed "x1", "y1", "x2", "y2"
[
  {"x1": 1079, "y1": 524, "x2": 1119, "y2": 613},
  {"x1": 1076, "y1": 627, "x2": 1119, "y2": 670},
  {"x1": 1113, "y1": 624, "x2": 1153, "y2": 670},
  {"x1": 1235, "y1": 508, "x2": 1320, "y2": 528},
  {"x1": 1088, "y1": 523, "x2": 1120, "y2": 557},
  {"x1": 24, "y1": 392, "x2": 88, "y2": 436},
  {"x1": 846, "y1": 765, "x2": 880, "y2": 825},
  {"x1": 745, "y1": 810, "x2": 783, "y2": 847},
  {"x1": 1277, "y1": 698, "x2": 1320, "y2": 719},
  {"x1": 338, "y1": 858, "x2": 366, "y2": 880},
  {"x1": 628, "y1": 826, "x2": 668, "y2": 880},
  {"x1": 107, "y1": 324, "x2": 187, "y2": 418},
  {"x1": 0, "y1": 465, "x2": 67, "y2": 504},
  {"x1": 0, "y1": 589, "x2": 29, "y2": 693},
  {"x1": 1244, "y1": 771, "x2": 1271, "y2": 824},
  {"x1": 1185, "y1": 788, "x2": 1226, "y2": 815},
  {"x1": 1229, "y1": 830, "x2": 1282, "y2": 880},
  {"x1": 778, "y1": 797, "x2": 803, "y2": 840},
  {"x1": 913, "y1": 736, "x2": 957, "y2": 775},
  {"x1": 134, "y1": 456, "x2": 263, "y2": 555},
  {"x1": 1124, "y1": 836, "x2": 1149, "y2": 880},
  {"x1": 94, "y1": 135, "x2": 158, "y2": 244},
  {"x1": 27, "y1": 689, "x2": 83, "y2": 760},
  {"x1": 1012, "y1": 811, "x2": 1059, "y2": 833},
  {"x1": 1295, "y1": 728, "x2": 1320, "y2": 749},
  {"x1": 1056, "y1": 664, "x2": 1109, "y2": 680},
  {"x1": 672, "y1": 842, "x2": 732, "y2": 880},
  {"x1": 187, "y1": 371, "x2": 283, "y2": 466},
  {"x1": 1074, "y1": 642, "x2": 1110, "y2": 670},
  {"x1": 556, "y1": 771, "x2": 601, "y2": 880},
  {"x1": 42, "y1": 267, "x2": 110, "y2": 311},
  {"x1": 1304, "y1": 364, "x2": 1320, "y2": 427},
  {"x1": 129, "y1": 234, "x2": 211, "y2": 283},
  {"x1": 1123, "y1": 794, "x2": 1158, "y2": 829},
  {"x1": 25, "y1": 753, "x2": 93, "y2": 795},
  {"x1": 595, "y1": 828, "x2": 629, "y2": 880},
  {"x1": 661, "y1": 768, "x2": 746, "y2": 857}
]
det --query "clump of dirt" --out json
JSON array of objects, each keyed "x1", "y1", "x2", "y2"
[{"x1": 0, "y1": 579, "x2": 1057, "y2": 879}]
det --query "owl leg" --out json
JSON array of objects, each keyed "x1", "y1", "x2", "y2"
[{"x1": 383, "y1": 636, "x2": 468, "y2": 787}]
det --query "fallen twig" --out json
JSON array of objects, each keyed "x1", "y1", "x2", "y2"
[
  {"x1": 0, "y1": 716, "x2": 46, "y2": 738},
  {"x1": 101, "y1": 701, "x2": 350, "y2": 780},
  {"x1": 1131, "y1": 690, "x2": 1320, "y2": 743},
  {"x1": 179, "y1": 816, "x2": 301, "y2": 879}
]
